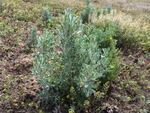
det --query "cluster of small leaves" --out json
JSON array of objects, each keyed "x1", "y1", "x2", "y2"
[{"x1": 33, "y1": 9, "x2": 119, "y2": 111}]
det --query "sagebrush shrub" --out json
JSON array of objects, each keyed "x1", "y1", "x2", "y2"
[
  {"x1": 32, "y1": 29, "x2": 62, "y2": 108},
  {"x1": 33, "y1": 9, "x2": 119, "y2": 112},
  {"x1": 76, "y1": 25, "x2": 119, "y2": 96}
]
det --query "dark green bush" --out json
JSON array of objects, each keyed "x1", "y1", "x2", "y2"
[
  {"x1": 42, "y1": 7, "x2": 51, "y2": 26},
  {"x1": 25, "y1": 27, "x2": 37, "y2": 51},
  {"x1": 81, "y1": 0, "x2": 92, "y2": 24},
  {"x1": 33, "y1": 9, "x2": 119, "y2": 112}
]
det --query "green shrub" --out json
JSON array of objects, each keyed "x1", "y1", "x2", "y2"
[
  {"x1": 25, "y1": 27, "x2": 37, "y2": 51},
  {"x1": 32, "y1": 28, "x2": 64, "y2": 109},
  {"x1": 33, "y1": 9, "x2": 119, "y2": 112},
  {"x1": 81, "y1": 0, "x2": 92, "y2": 24},
  {"x1": 42, "y1": 7, "x2": 51, "y2": 26},
  {"x1": 77, "y1": 24, "x2": 119, "y2": 92}
]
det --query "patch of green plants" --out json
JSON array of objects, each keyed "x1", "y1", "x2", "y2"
[
  {"x1": 96, "y1": 19, "x2": 150, "y2": 51},
  {"x1": 13, "y1": 8, "x2": 40, "y2": 22},
  {"x1": 9, "y1": 1, "x2": 41, "y2": 22},
  {"x1": 33, "y1": 9, "x2": 119, "y2": 112},
  {"x1": 115, "y1": 23, "x2": 150, "y2": 51},
  {"x1": 14, "y1": 10, "x2": 28, "y2": 21}
]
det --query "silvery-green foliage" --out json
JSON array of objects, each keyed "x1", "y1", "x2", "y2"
[
  {"x1": 33, "y1": 29, "x2": 61, "y2": 86},
  {"x1": 75, "y1": 25, "x2": 119, "y2": 97},
  {"x1": 58, "y1": 9, "x2": 83, "y2": 81},
  {"x1": 33, "y1": 9, "x2": 84, "y2": 108},
  {"x1": 59, "y1": 9, "x2": 83, "y2": 38},
  {"x1": 75, "y1": 30, "x2": 101, "y2": 97},
  {"x1": 32, "y1": 29, "x2": 62, "y2": 107},
  {"x1": 33, "y1": 9, "x2": 119, "y2": 110}
]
